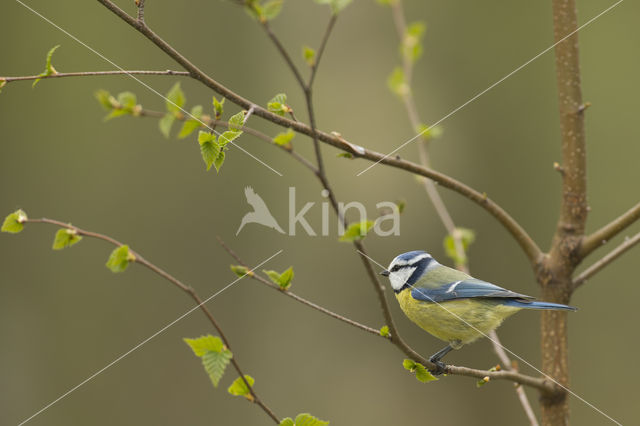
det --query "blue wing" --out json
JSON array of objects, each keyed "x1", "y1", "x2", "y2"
[{"x1": 410, "y1": 278, "x2": 533, "y2": 303}]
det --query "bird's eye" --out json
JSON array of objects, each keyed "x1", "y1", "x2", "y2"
[{"x1": 391, "y1": 265, "x2": 401, "y2": 272}]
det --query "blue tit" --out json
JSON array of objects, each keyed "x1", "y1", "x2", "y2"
[{"x1": 380, "y1": 250, "x2": 576, "y2": 372}]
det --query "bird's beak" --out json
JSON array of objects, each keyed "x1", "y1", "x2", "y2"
[{"x1": 380, "y1": 270, "x2": 390, "y2": 277}]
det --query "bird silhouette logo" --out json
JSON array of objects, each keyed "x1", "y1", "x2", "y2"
[{"x1": 236, "y1": 186, "x2": 285, "y2": 235}]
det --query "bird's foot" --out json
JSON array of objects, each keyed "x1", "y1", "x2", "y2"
[{"x1": 428, "y1": 359, "x2": 448, "y2": 376}]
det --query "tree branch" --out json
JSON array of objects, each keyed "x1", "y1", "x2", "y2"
[
  {"x1": 24, "y1": 217, "x2": 279, "y2": 424},
  {"x1": 0, "y1": 69, "x2": 189, "y2": 83},
  {"x1": 308, "y1": 14, "x2": 337, "y2": 88},
  {"x1": 573, "y1": 231, "x2": 640, "y2": 289},
  {"x1": 580, "y1": 201, "x2": 640, "y2": 258},
  {"x1": 95, "y1": 0, "x2": 541, "y2": 265}
]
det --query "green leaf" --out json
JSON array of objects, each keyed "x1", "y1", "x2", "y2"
[
  {"x1": 402, "y1": 21, "x2": 426, "y2": 63},
  {"x1": 336, "y1": 152, "x2": 353, "y2": 159},
  {"x1": 396, "y1": 199, "x2": 406, "y2": 214},
  {"x1": 1, "y1": 209, "x2": 28, "y2": 234},
  {"x1": 228, "y1": 111, "x2": 245, "y2": 131},
  {"x1": 244, "y1": 1, "x2": 263, "y2": 20},
  {"x1": 262, "y1": 0, "x2": 284, "y2": 20},
  {"x1": 198, "y1": 131, "x2": 220, "y2": 171},
  {"x1": 213, "y1": 149, "x2": 226, "y2": 173},
  {"x1": 443, "y1": 227, "x2": 476, "y2": 266},
  {"x1": 339, "y1": 220, "x2": 374, "y2": 242},
  {"x1": 227, "y1": 375, "x2": 255, "y2": 398},
  {"x1": 273, "y1": 129, "x2": 295, "y2": 147},
  {"x1": 380, "y1": 325, "x2": 390, "y2": 337},
  {"x1": 212, "y1": 96, "x2": 225, "y2": 118},
  {"x1": 106, "y1": 245, "x2": 135, "y2": 273},
  {"x1": 280, "y1": 414, "x2": 329, "y2": 426},
  {"x1": 184, "y1": 335, "x2": 225, "y2": 356},
  {"x1": 166, "y1": 82, "x2": 185, "y2": 114},
  {"x1": 178, "y1": 105, "x2": 203, "y2": 139},
  {"x1": 184, "y1": 335, "x2": 232, "y2": 387},
  {"x1": 230, "y1": 264, "x2": 250, "y2": 277},
  {"x1": 33, "y1": 45, "x2": 60, "y2": 88},
  {"x1": 314, "y1": 0, "x2": 352, "y2": 14},
  {"x1": 95, "y1": 89, "x2": 115, "y2": 110},
  {"x1": 303, "y1": 46, "x2": 316, "y2": 67},
  {"x1": 52, "y1": 228, "x2": 82, "y2": 250},
  {"x1": 387, "y1": 67, "x2": 409, "y2": 97},
  {"x1": 218, "y1": 130, "x2": 242, "y2": 146},
  {"x1": 402, "y1": 359, "x2": 437, "y2": 383},
  {"x1": 267, "y1": 93, "x2": 289, "y2": 116},
  {"x1": 202, "y1": 349, "x2": 233, "y2": 387},
  {"x1": 159, "y1": 113, "x2": 175, "y2": 138},
  {"x1": 117, "y1": 91, "x2": 137, "y2": 110},
  {"x1": 0, "y1": 78, "x2": 6, "y2": 94},
  {"x1": 263, "y1": 267, "x2": 294, "y2": 290}
]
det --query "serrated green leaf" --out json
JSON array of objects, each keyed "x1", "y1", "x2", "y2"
[
  {"x1": 273, "y1": 129, "x2": 295, "y2": 147},
  {"x1": 380, "y1": 325, "x2": 390, "y2": 337},
  {"x1": 387, "y1": 67, "x2": 409, "y2": 97},
  {"x1": 339, "y1": 220, "x2": 374, "y2": 242},
  {"x1": 402, "y1": 359, "x2": 416, "y2": 371},
  {"x1": 198, "y1": 130, "x2": 214, "y2": 144},
  {"x1": 178, "y1": 105, "x2": 203, "y2": 139},
  {"x1": 33, "y1": 45, "x2": 60, "y2": 88},
  {"x1": 184, "y1": 335, "x2": 225, "y2": 356},
  {"x1": 199, "y1": 139, "x2": 220, "y2": 171},
  {"x1": 159, "y1": 113, "x2": 175, "y2": 138},
  {"x1": 166, "y1": 82, "x2": 185, "y2": 114},
  {"x1": 212, "y1": 96, "x2": 225, "y2": 118},
  {"x1": 230, "y1": 264, "x2": 250, "y2": 277},
  {"x1": 106, "y1": 245, "x2": 135, "y2": 273},
  {"x1": 443, "y1": 227, "x2": 476, "y2": 266},
  {"x1": 303, "y1": 46, "x2": 316, "y2": 67},
  {"x1": 262, "y1": 0, "x2": 283, "y2": 20},
  {"x1": 213, "y1": 149, "x2": 226, "y2": 173},
  {"x1": 202, "y1": 349, "x2": 233, "y2": 387},
  {"x1": 117, "y1": 91, "x2": 137, "y2": 110},
  {"x1": 280, "y1": 419, "x2": 295, "y2": 426},
  {"x1": 227, "y1": 375, "x2": 255, "y2": 398},
  {"x1": 1, "y1": 209, "x2": 28, "y2": 234},
  {"x1": 263, "y1": 267, "x2": 294, "y2": 290},
  {"x1": 414, "y1": 363, "x2": 438, "y2": 383},
  {"x1": 267, "y1": 93, "x2": 289, "y2": 116},
  {"x1": 314, "y1": 0, "x2": 352, "y2": 14},
  {"x1": 228, "y1": 111, "x2": 245, "y2": 131},
  {"x1": 218, "y1": 130, "x2": 242, "y2": 146},
  {"x1": 52, "y1": 228, "x2": 82, "y2": 250}
]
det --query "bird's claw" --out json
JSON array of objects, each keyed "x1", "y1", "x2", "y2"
[{"x1": 428, "y1": 360, "x2": 447, "y2": 376}]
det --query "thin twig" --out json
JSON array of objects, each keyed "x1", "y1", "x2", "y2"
[
  {"x1": 0, "y1": 69, "x2": 189, "y2": 83},
  {"x1": 573, "y1": 231, "x2": 640, "y2": 289},
  {"x1": 25, "y1": 217, "x2": 280, "y2": 424},
  {"x1": 580, "y1": 201, "x2": 640, "y2": 258},
  {"x1": 95, "y1": 0, "x2": 541, "y2": 264},
  {"x1": 259, "y1": 21, "x2": 306, "y2": 89},
  {"x1": 307, "y1": 14, "x2": 337, "y2": 88},
  {"x1": 217, "y1": 237, "x2": 383, "y2": 337}
]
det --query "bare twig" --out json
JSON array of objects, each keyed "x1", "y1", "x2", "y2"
[
  {"x1": 308, "y1": 14, "x2": 337, "y2": 88},
  {"x1": 24, "y1": 217, "x2": 280, "y2": 424},
  {"x1": 0, "y1": 69, "x2": 189, "y2": 83},
  {"x1": 580, "y1": 201, "x2": 640, "y2": 258},
  {"x1": 95, "y1": 0, "x2": 541, "y2": 264},
  {"x1": 573, "y1": 231, "x2": 640, "y2": 289}
]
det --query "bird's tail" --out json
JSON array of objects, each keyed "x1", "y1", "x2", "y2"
[{"x1": 503, "y1": 300, "x2": 577, "y2": 311}]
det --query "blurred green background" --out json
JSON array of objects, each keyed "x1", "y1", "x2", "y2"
[{"x1": 1, "y1": 0, "x2": 638, "y2": 425}]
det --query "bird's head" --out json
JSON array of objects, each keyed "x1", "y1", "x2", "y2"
[{"x1": 380, "y1": 250, "x2": 436, "y2": 292}]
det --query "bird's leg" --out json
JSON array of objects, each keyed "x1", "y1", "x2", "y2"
[{"x1": 428, "y1": 344, "x2": 453, "y2": 375}]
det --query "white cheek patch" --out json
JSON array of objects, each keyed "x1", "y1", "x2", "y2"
[{"x1": 390, "y1": 266, "x2": 416, "y2": 291}]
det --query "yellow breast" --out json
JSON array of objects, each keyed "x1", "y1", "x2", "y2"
[{"x1": 395, "y1": 289, "x2": 521, "y2": 346}]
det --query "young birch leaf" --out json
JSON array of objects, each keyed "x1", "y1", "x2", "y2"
[
  {"x1": 106, "y1": 245, "x2": 135, "y2": 273},
  {"x1": 230, "y1": 264, "x2": 250, "y2": 277},
  {"x1": 380, "y1": 325, "x2": 390, "y2": 337},
  {"x1": 228, "y1": 111, "x2": 245, "y2": 131},
  {"x1": 212, "y1": 96, "x2": 225, "y2": 119},
  {"x1": 402, "y1": 359, "x2": 437, "y2": 383},
  {"x1": 339, "y1": 220, "x2": 374, "y2": 242},
  {"x1": 95, "y1": 89, "x2": 115, "y2": 110},
  {"x1": 178, "y1": 105, "x2": 203, "y2": 139},
  {"x1": 200, "y1": 140, "x2": 220, "y2": 171},
  {"x1": 403, "y1": 21, "x2": 426, "y2": 63},
  {"x1": 184, "y1": 335, "x2": 225, "y2": 356},
  {"x1": 303, "y1": 46, "x2": 316, "y2": 67},
  {"x1": 1, "y1": 209, "x2": 28, "y2": 234},
  {"x1": 267, "y1": 93, "x2": 289, "y2": 116},
  {"x1": 213, "y1": 149, "x2": 226, "y2": 173},
  {"x1": 227, "y1": 375, "x2": 255, "y2": 399},
  {"x1": 293, "y1": 414, "x2": 329, "y2": 426},
  {"x1": 218, "y1": 130, "x2": 242, "y2": 146},
  {"x1": 52, "y1": 228, "x2": 82, "y2": 250},
  {"x1": 262, "y1": 0, "x2": 284, "y2": 20},
  {"x1": 159, "y1": 113, "x2": 175, "y2": 138},
  {"x1": 33, "y1": 45, "x2": 60, "y2": 88},
  {"x1": 166, "y1": 82, "x2": 185, "y2": 114},
  {"x1": 314, "y1": 0, "x2": 352, "y2": 14},
  {"x1": 280, "y1": 419, "x2": 295, "y2": 426},
  {"x1": 387, "y1": 67, "x2": 409, "y2": 97},
  {"x1": 416, "y1": 123, "x2": 443, "y2": 141},
  {"x1": 202, "y1": 349, "x2": 233, "y2": 387},
  {"x1": 263, "y1": 267, "x2": 294, "y2": 290},
  {"x1": 273, "y1": 129, "x2": 295, "y2": 147}
]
